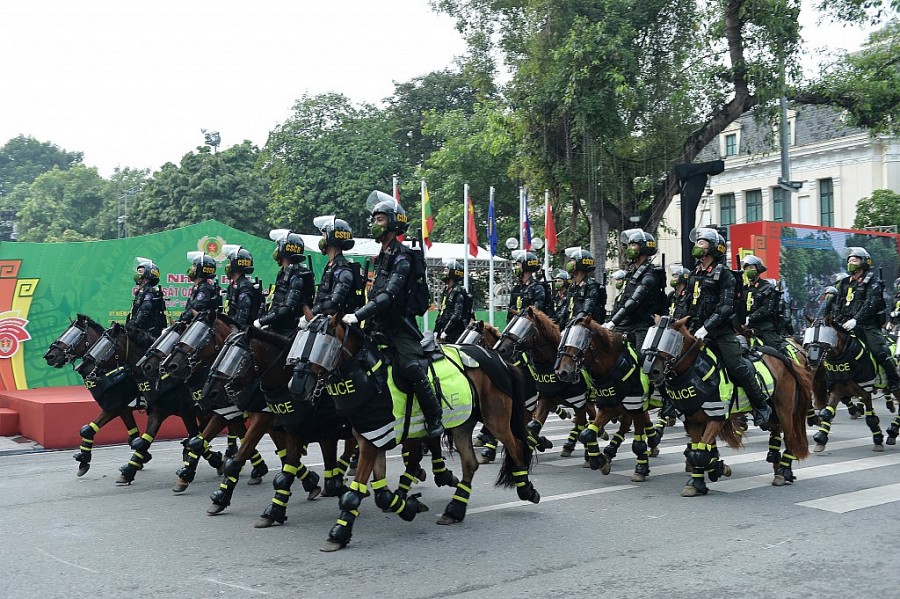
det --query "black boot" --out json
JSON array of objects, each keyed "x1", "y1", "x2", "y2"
[
  {"x1": 883, "y1": 356, "x2": 900, "y2": 394},
  {"x1": 404, "y1": 360, "x2": 444, "y2": 438},
  {"x1": 735, "y1": 359, "x2": 772, "y2": 428}
]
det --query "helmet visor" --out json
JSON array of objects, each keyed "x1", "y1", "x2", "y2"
[
  {"x1": 366, "y1": 191, "x2": 398, "y2": 213},
  {"x1": 179, "y1": 321, "x2": 212, "y2": 351}
]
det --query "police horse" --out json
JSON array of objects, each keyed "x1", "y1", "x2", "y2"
[
  {"x1": 44, "y1": 315, "x2": 143, "y2": 476},
  {"x1": 802, "y1": 318, "x2": 900, "y2": 452},
  {"x1": 303, "y1": 313, "x2": 538, "y2": 552},
  {"x1": 645, "y1": 316, "x2": 811, "y2": 494}
]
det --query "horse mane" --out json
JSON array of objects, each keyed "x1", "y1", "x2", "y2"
[
  {"x1": 529, "y1": 307, "x2": 560, "y2": 342},
  {"x1": 583, "y1": 318, "x2": 623, "y2": 353},
  {"x1": 216, "y1": 312, "x2": 244, "y2": 328},
  {"x1": 76, "y1": 314, "x2": 105, "y2": 335},
  {"x1": 247, "y1": 325, "x2": 292, "y2": 349}
]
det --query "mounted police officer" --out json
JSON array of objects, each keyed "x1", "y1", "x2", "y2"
[
  {"x1": 341, "y1": 192, "x2": 444, "y2": 438},
  {"x1": 602, "y1": 229, "x2": 661, "y2": 352},
  {"x1": 255, "y1": 231, "x2": 312, "y2": 335},
  {"x1": 739, "y1": 255, "x2": 787, "y2": 354},
  {"x1": 179, "y1": 253, "x2": 222, "y2": 322},
  {"x1": 559, "y1": 247, "x2": 605, "y2": 326},
  {"x1": 889, "y1": 277, "x2": 900, "y2": 331},
  {"x1": 666, "y1": 265, "x2": 690, "y2": 317},
  {"x1": 224, "y1": 246, "x2": 262, "y2": 328},
  {"x1": 551, "y1": 270, "x2": 570, "y2": 324},
  {"x1": 825, "y1": 247, "x2": 900, "y2": 392},
  {"x1": 309, "y1": 215, "x2": 360, "y2": 318},
  {"x1": 507, "y1": 250, "x2": 546, "y2": 322},
  {"x1": 685, "y1": 227, "x2": 772, "y2": 427},
  {"x1": 126, "y1": 257, "x2": 167, "y2": 345},
  {"x1": 434, "y1": 260, "x2": 468, "y2": 343}
]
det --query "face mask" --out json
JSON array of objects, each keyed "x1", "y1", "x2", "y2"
[
  {"x1": 847, "y1": 262, "x2": 859, "y2": 273},
  {"x1": 187, "y1": 265, "x2": 197, "y2": 278},
  {"x1": 553, "y1": 281, "x2": 564, "y2": 291},
  {"x1": 318, "y1": 238, "x2": 328, "y2": 254},
  {"x1": 370, "y1": 223, "x2": 385, "y2": 240},
  {"x1": 669, "y1": 278, "x2": 679, "y2": 288},
  {"x1": 565, "y1": 262, "x2": 575, "y2": 274},
  {"x1": 626, "y1": 247, "x2": 640, "y2": 260},
  {"x1": 272, "y1": 248, "x2": 280, "y2": 262},
  {"x1": 615, "y1": 281, "x2": 625, "y2": 290},
  {"x1": 133, "y1": 272, "x2": 143, "y2": 284},
  {"x1": 744, "y1": 268, "x2": 758, "y2": 280},
  {"x1": 514, "y1": 265, "x2": 523, "y2": 277},
  {"x1": 691, "y1": 245, "x2": 706, "y2": 258},
  {"x1": 225, "y1": 263, "x2": 233, "y2": 276}
]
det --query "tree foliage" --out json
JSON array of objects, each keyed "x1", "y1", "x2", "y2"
[
  {"x1": 0, "y1": 135, "x2": 82, "y2": 198},
  {"x1": 852, "y1": 188, "x2": 900, "y2": 229}
]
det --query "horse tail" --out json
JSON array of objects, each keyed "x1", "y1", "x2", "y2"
[
  {"x1": 496, "y1": 364, "x2": 535, "y2": 489},
  {"x1": 719, "y1": 418, "x2": 745, "y2": 449},
  {"x1": 782, "y1": 359, "x2": 813, "y2": 461}
]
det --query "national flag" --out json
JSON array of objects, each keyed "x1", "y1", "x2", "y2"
[
  {"x1": 487, "y1": 193, "x2": 498, "y2": 257},
  {"x1": 467, "y1": 195, "x2": 479, "y2": 257},
  {"x1": 522, "y1": 193, "x2": 532, "y2": 250},
  {"x1": 545, "y1": 200, "x2": 558, "y2": 254},
  {"x1": 422, "y1": 182, "x2": 434, "y2": 249}
]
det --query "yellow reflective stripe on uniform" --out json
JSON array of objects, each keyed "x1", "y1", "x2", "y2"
[{"x1": 367, "y1": 360, "x2": 383, "y2": 376}]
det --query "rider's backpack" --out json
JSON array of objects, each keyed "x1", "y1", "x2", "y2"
[
  {"x1": 460, "y1": 286, "x2": 475, "y2": 322},
  {"x1": 346, "y1": 260, "x2": 366, "y2": 313},
  {"x1": 539, "y1": 280, "x2": 554, "y2": 315},
  {"x1": 646, "y1": 265, "x2": 668, "y2": 316},
  {"x1": 405, "y1": 239, "x2": 429, "y2": 317},
  {"x1": 297, "y1": 263, "x2": 315, "y2": 309}
]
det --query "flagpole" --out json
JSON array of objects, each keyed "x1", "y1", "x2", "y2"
[
  {"x1": 488, "y1": 186, "x2": 496, "y2": 326},
  {"x1": 518, "y1": 186, "x2": 524, "y2": 250},
  {"x1": 421, "y1": 178, "x2": 430, "y2": 333},
  {"x1": 544, "y1": 190, "x2": 551, "y2": 279},
  {"x1": 463, "y1": 183, "x2": 470, "y2": 292}
]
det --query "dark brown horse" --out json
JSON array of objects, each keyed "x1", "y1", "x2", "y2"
[
  {"x1": 308, "y1": 314, "x2": 538, "y2": 552},
  {"x1": 554, "y1": 314, "x2": 659, "y2": 482},
  {"x1": 646, "y1": 317, "x2": 811, "y2": 495},
  {"x1": 802, "y1": 318, "x2": 899, "y2": 452},
  {"x1": 162, "y1": 311, "x2": 274, "y2": 491},
  {"x1": 44, "y1": 314, "x2": 141, "y2": 476}
]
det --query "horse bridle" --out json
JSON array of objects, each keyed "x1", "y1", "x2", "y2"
[
  {"x1": 554, "y1": 320, "x2": 590, "y2": 373},
  {"x1": 51, "y1": 325, "x2": 88, "y2": 364},
  {"x1": 169, "y1": 320, "x2": 217, "y2": 376},
  {"x1": 493, "y1": 314, "x2": 535, "y2": 354}
]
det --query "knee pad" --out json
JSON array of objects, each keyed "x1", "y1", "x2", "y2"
[
  {"x1": 374, "y1": 488, "x2": 395, "y2": 510},
  {"x1": 187, "y1": 436, "x2": 206, "y2": 454},
  {"x1": 526, "y1": 419, "x2": 542, "y2": 436},
  {"x1": 222, "y1": 458, "x2": 243, "y2": 478},
  {"x1": 130, "y1": 436, "x2": 151, "y2": 453},
  {"x1": 273, "y1": 471, "x2": 294, "y2": 491},
  {"x1": 79, "y1": 424, "x2": 98, "y2": 440},
  {"x1": 324, "y1": 475, "x2": 346, "y2": 497},
  {"x1": 338, "y1": 489, "x2": 363, "y2": 512},
  {"x1": 865, "y1": 414, "x2": 880, "y2": 430}
]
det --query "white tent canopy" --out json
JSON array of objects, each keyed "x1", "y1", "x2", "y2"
[{"x1": 295, "y1": 235, "x2": 505, "y2": 262}]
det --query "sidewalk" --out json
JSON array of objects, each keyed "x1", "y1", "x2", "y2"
[{"x1": 0, "y1": 435, "x2": 43, "y2": 456}]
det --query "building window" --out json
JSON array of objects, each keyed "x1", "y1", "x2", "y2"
[
  {"x1": 820, "y1": 178, "x2": 834, "y2": 226},
  {"x1": 720, "y1": 193, "x2": 735, "y2": 226},
  {"x1": 725, "y1": 134, "x2": 737, "y2": 157},
  {"x1": 772, "y1": 186, "x2": 791, "y2": 222},
  {"x1": 746, "y1": 189, "x2": 762, "y2": 223}
]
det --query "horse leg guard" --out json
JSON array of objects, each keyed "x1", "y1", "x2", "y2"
[
  {"x1": 474, "y1": 428, "x2": 496, "y2": 448},
  {"x1": 775, "y1": 452, "x2": 797, "y2": 485},
  {"x1": 210, "y1": 458, "x2": 244, "y2": 508},
  {"x1": 513, "y1": 470, "x2": 539, "y2": 502},
  {"x1": 248, "y1": 452, "x2": 268, "y2": 484},
  {"x1": 442, "y1": 480, "x2": 472, "y2": 523},
  {"x1": 813, "y1": 420, "x2": 832, "y2": 447},
  {"x1": 865, "y1": 411, "x2": 884, "y2": 447},
  {"x1": 432, "y1": 457, "x2": 457, "y2": 488},
  {"x1": 335, "y1": 454, "x2": 351, "y2": 477},
  {"x1": 479, "y1": 440, "x2": 497, "y2": 463},
  {"x1": 631, "y1": 434, "x2": 648, "y2": 457},
  {"x1": 225, "y1": 434, "x2": 239, "y2": 460},
  {"x1": 766, "y1": 433, "x2": 783, "y2": 465},
  {"x1": 261, "y1": 467, "x2": 295, "y2": 523},
  {"x1": 526, "y1": 419, "x2": 547, "y2": 452},
  {"x1": 401, "y1": 451, "x2": 427, "y2": 482},
  {"x1": 645, "y1": 425, "x2": 661, "y2": 450},
  {"x1": 886, "y1": 416, "x2": 900, "y2": 445},
  {"x1": 373, "y1": 478, "x2": 421, "y2": 522},
  {"x1": 175, "y1": 435, "x2": 209, "y2": 484},
  {"x1": 806, "y1": 408, "x2": 819, "y2": 427},
  {"x1": 327, "y1": 483, "x2": 367, "y2": 549},
  {"x1": 74, "y1": 422, "x2": 100, "y2": 472},
  {"x1": 604, "y1": 432, "x2": 626, "y2": 459},
  {"x1": 561, "y1": 424, "x2": 584, "y2": 457},
  {"x1": 585, "y1": 439, "x2": 608, "y2": 473},
  {"x1": 119, "y1": 433, "x2": 155, "y2": 482},
  {"x1": 577, "y1": 422, "x2": 599, "y2": 445},
  {"x1": 395, "y1": 470, "x2": 419, "y2": 500},
  {"x1": 819, "y1": 405, "x2": 836, "y2": 423},
  {"x1": 323, "y1": 469, "x2": 348, "y2": 498}
]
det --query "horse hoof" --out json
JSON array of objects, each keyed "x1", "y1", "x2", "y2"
[
  {"x1": 599, "y1": 428, "x2": 609, "y2": 441},
  {"x1": 254, "y1": 518, "x2": 277, "y2": 529},
  {"x1": 77, "y1": 463, "x2": 90, "y2": 477},
  {"x1": 115, "y1": 475, "x2": 132, "y2": 485},
  {"x1": 873, "y1": 444, "x2": 884, "y2": 452},
  {"x1": 814, "y1": 444, "x2": 826, "y2": 453},
  {"x1": 172, "y1": 478, "x2": 190, "y2": 493},
  {"x1": 529, "y1": 489, "x2": 541, "y2": 504},
  {"x1": 600, "y1": 462, "x2": 611, "y2": 476},
  {"x1": 476, "y1": 454, "x2": 495, "y2": 465},
  {"x1": 248, "y1": 477, "x2": 263, "y2": 486},
  {"x1": 320, "y1": 540, "x2": 345, "y2": 552},
  {"x1": 650, "y1": 447, "x2": 660, "y2": 458},
  {"x1": 437, "y1": 513, "x2": 461, "y2": 525},
  {"x1": 207, "y1": 503, "x2": 227, "y2": 516},
  {"x1": 307, "y1": 486, "x2": 322, "y2": 501},
  {"x1": 772, "y1": 475, "x2": 785, "y2": 487},
  {"x1": 631, "y1": 472, "x2": 647, "y2": 483},
  {"x1": 681, "y1": 485, "x2": 699, "y2": 497},
  {"x1": 559, "y1": 448, "x2": 573, "y2": 458},
  {"x1": 722, "y1": 465, "x2": 732, "y2": 478}
]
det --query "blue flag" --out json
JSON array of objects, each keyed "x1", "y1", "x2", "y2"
[{"x1": 487, "y1": 194, "x2": 498, "y2": 256}]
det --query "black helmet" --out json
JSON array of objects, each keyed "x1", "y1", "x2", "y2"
[
  {"x1": 270, "y1": 230, "x2": 305, "y2": 263},
  {"x1": 740, "y1": 254, "x2": 767, "y2": 275},
  {"x1": 366, "y1": 190, "x2": 409, "y2": 237},
  {"x1": 314, "y1": 215, "x2": 355, "y2": 252},
  {"x1": 564, "y1": 247, "x2": 596, "y2": 273},
  {"x1": 611, "y1": 269, "x2": 627, "y2": 289},
  {"x1": 511, "y1": 250, "x2": 540, "y2": 273},
  {"x1": 552, "y1": 269, "x2": 570, "y2": 290},
  {"x1": 187, "y1": 252, "x2": 216, "y2": 279},
  {"x1": 844, "y1": 246, "x2": 872, "y2": 271},
  {"x1": 442, "y1": 259, "x2": 464, "y2": 282},
  {"x1": 894, "y1": 277, "x2": 900, "y2": 292},
  {"x1": 620, "y1": 228, "x2": 658, "y2": 258},
  {"x1": 667, "y1": 264, "x2": 690, "y2": 287},
  {"x1": 689, "y1": 227, "x2": 726, "y2": 259},
  {"x1": 134, "y1": 257, "x2": 160, "y2": 285},
  {"x1": 224, "y1": 245, "x2": 254, "y2": 276}
]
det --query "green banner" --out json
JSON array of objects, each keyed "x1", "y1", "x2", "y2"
[{"x1": 0, "y1": 220, "x2": 328, "y2": 390}]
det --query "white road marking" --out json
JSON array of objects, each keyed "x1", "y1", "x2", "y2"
[
  {"x1": 204, "y1": 578, "x2": 270, "y2": 595},
  {"x1": 796, "y1": 483, "x2": 900, "y2": 513},
  {"x1": 38, "y1": 549, "x2": 99, "y2": 574},
  {"x1": 467, "y1": 485, "x2": 636, "y2": 515}
]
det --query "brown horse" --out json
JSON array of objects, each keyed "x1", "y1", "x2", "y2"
[
  {"x1": 492, "y1": 308, "x2": 606, "y2": 463},
  {"x1": 162, "y1": 311, "x2": 275, "y2": 491},
  {"x1": 308, "y1": 314, "x2": 538, "y2": 552},
  {"x1": 44, "y1": 314, "x2": 142, "y2": 476},
  {"x1": 646, "y1": 316, "x2": 811, "y2": 495},
  {"x1": 555, "y1": 314, "x2": 659, "y2": 482},
  {"x1": 802, "y1": 318, "x2": 900, "y2": 452}
]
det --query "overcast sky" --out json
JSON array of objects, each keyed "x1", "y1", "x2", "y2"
[{"x1": 0, "y1": 1, "x2": 881, "y2": 177}]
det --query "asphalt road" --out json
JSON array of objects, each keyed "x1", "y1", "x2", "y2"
[{"x1": 2, "y1": 406, "x2": 899, "y2": 599}]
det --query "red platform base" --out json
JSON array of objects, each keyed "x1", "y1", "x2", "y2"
[{"x1": 0, "y1": 386, "x2": 189, "y2": 449}]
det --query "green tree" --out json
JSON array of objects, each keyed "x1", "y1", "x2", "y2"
[
  {"x1": 129, "y1": 141, "x2": 269, "y2": 236},
  {"x1": 262, "y1": 93, "x2": 401, "y2": 235},
  {"x1": 0, "y1": 135, "x2": 83, "y2": 198},
  {"x1": 852, "y1": 188, "x2": 900, "y2": 229}
]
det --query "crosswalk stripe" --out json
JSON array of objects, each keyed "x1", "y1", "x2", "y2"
[
  {"x1": 467, "y1": 485, "x2": 636, "y2": 515},
  {"x1": 796, "y1": 483, "x2": 900, "y2": 513}
]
